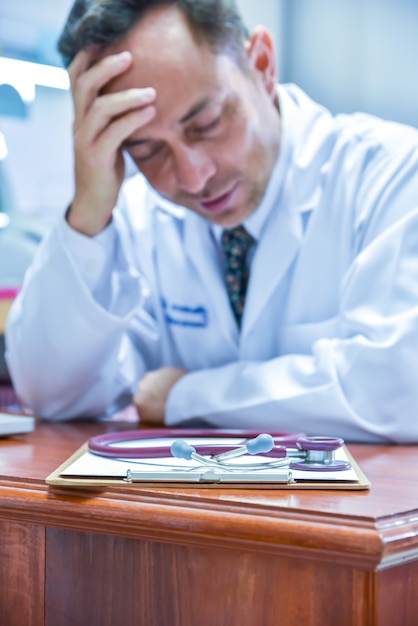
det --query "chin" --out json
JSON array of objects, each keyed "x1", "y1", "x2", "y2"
[{"x1": 206, "y1": 208, "x2": 242, "y2": 229}]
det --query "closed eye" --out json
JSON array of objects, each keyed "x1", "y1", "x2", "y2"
[
  {"x1": 200, "y1": 117, "x2": 222, "y2": 131},
  {"x1": 187, "y1": 114, "x2": 224, "y2": 141},
  {"x1": 194, "y1": 116, "x2": 222, "y2": 134},
  {"x1": 132, "y1": 143, "x2": 166, "y2": 164}
]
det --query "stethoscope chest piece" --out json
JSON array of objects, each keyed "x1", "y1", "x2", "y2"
[{"x1": 289, "y1": 437, "x2": 350, "y2": 471}]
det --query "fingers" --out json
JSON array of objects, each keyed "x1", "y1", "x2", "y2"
[
  {"x1": 70, "y1": 47, "x2": 158, "y2": 157},
  {"x1": 80, "y1": 87, "x2": 156, "y2": 146},
  {"x1": 101, "y1": 105, "x2": 156, "y2": 155},
  {"x1": 68, "y1": 47, "x2": 98, "y2": 85},
  {"x1": 68, "y1": 47, "x2": 101, "y2": 118},
  {"x1": 69, "y1": 49, "x2": 133, "y2": 120}
]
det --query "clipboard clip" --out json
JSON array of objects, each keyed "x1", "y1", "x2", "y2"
[{"x1": 124, "y1": 468, "x2": 295, "y2": 484}]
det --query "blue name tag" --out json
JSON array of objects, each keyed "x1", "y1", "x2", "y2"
[{"x1": 162, "y1": 299, "x2": 208, "y2": 327}]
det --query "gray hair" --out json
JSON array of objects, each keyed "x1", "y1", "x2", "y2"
[{"x1": 58, "y1": 0, "x2": 250, "y2": 68}]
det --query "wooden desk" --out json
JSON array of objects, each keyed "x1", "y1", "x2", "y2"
[{"x1": 1, "y1": 420, "x2": 418, "y2": 626}]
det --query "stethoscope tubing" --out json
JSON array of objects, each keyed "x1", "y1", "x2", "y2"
[{"x1": 88, "y1": 428, "x2": 305, "y2": 459}]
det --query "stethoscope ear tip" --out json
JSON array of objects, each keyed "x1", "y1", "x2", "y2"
[
  {"x1": 246, "y1": 433, "x2": 274, "y2": 455},
  {"x1": 171, "y1": 439, "x2": 195, "y2": 460}
]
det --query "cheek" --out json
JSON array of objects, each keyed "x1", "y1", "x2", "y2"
[
  {"x1": 234, "y1": 99, "x2": 279, "y2": 174},
  {"x1": 216, "y1": 110, "x2": 259, "y2": 167},
  {"x1": 226, "y1": 114, "x2": 270, "y2": 177}
]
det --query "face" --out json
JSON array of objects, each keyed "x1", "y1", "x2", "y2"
[{"x1": 104, "y1": 7, "x2": 281, "y2": 228}]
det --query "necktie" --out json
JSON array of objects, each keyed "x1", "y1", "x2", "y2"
[{"x1": 221, "y1": 225, "x2": 255, "y2": 327}]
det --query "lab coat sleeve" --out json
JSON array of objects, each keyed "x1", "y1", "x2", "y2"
[
  {"x1": 166, "y1": 207, "x2": 418, "y2": 443},
  {"x1": 5, "y1": 210, "x2": 161, "y2": 420}
]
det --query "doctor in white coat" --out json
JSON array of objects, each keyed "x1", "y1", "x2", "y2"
[{"x1": 5, "y1": 0, "x2": 418, "y2": 442}]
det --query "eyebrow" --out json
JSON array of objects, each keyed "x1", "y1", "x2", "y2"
[
  {"x1": 123, "y1": 97, "x2": 210, "y2": 148},
  {"x1": 179, "y1": 98, "x2": 209, "y2": 124}
]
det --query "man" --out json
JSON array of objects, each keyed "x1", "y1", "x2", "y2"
[{"x1": 5, "y1": 0, "x2": 418, "y2": 442}]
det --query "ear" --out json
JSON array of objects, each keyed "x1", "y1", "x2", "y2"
[{"x1": 246, "y1": 26, "x2": 277, "y2": 98}]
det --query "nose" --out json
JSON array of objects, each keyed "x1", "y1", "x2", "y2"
[{"x1": 173, "y1": 144, "x2": 216, "y2": 194}]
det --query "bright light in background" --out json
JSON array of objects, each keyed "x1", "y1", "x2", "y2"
[
  {"x1": 0, "y1": 132, "x2": 8, "y2": 160},
  {"x1": 0, "y1": 213, "x2": 10, "y2": 228},
  {"x1": 0, "y1": 57, "x2": 70, "y2": 102}
]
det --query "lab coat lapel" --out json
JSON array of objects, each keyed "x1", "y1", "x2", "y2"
[
  {"x1": 242, "y1": 204, "x2": 303, "y2": 337},
  {"x1": 184, "y1": 214, "x2": 239, "y2": 346}
]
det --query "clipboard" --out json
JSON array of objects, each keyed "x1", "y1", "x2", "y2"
[{"x1": 46, "y1": 431, "x2": 370, "y2": 490}]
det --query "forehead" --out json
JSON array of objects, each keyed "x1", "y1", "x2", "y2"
[{"x1": 104, "y1": 6, "x2": 228, "y2": 97}]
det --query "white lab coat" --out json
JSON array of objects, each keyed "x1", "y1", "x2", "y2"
[{"x1": 6, "y1": 84, "x2": 418, "y2": 442}]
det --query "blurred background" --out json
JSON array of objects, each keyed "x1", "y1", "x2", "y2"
[{"x1": 1, "y1": 0, "x2": 418, "y2": 380}]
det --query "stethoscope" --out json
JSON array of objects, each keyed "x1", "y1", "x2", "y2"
[{"x1": 88, "y1": 429, "x2": 351, "y2": 472}]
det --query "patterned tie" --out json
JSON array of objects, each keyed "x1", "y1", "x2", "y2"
[{"x1": 221, "y1": 225, "x2": 255, "y2": 327}]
